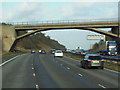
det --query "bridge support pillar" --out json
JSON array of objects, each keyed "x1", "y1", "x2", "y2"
[
  {"x1": 111, "y1": 27, "x2": 120, "y2": 54},
  {"x1": 2, "y1": 25, "x2": 17, "y2": 52},
  {"x1": 111, "y1": 27, "x2": 119, "y2": 34}
]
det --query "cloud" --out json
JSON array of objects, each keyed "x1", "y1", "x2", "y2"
[
  {"x1": 2, "y1": 2, "x2": 49, "y2": 22},
  {"x1": 1, "y1": 2, "x2": 118, "y2": 22},
  {"x1": 60, "y1": 2, "x2": 118, "y2": 19},
  {"x1": 2, "y1": 2, "x2": 64, "y2": 22}
]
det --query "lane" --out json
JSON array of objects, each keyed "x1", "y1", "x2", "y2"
[
  {"x1": 48, "y1": 54, "x2": 119, "y2": 88},
  {"x1": 2, "y1": 53, "x2": 36, "y2": 88},
  {"x1": 32, "y1": 54, "x2": 58, "y2": 88},
  {"x1": 35, "y1": 53, "x2": 100, "y2": 88}
]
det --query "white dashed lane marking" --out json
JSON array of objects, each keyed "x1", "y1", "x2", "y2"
[
  {"x1": 98, "y1": 84, "x2": 106, "y2": 88},
  {"x1": 33, "y1": 73, "x2": 36, "y2": 77},
  {"x1": 67, "y1": 67, "x2": 70, "y2": 70},
  {"x1": 32, "y1": 67, "x2": 34, "y2": 70},
  {"x1": 78, "y1": 73, "x2": 83, "y2": 77},
  {"x1": 36, "y1": 84, "x2": 39, "y2": 89}
]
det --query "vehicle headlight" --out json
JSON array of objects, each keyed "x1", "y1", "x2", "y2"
[
  {"x1": 115, "y1": 52, "x2": 117, "y2": 54},
  {"x1": 108, "y1": 52, "x2": 110, "y2": 54}
]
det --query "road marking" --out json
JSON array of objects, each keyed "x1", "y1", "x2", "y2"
[
  {"x1": 78, "y1": 73, "x2": 83, "y2": 77},
  {"x1": 32, "y1": 64, "x2": 33, "y2": 66},
  {"x1": 0, "y1": 55, "x2": 21, "y2": 66},
  {"x1": 98, "y1": 84, "x2": 106, "y2": 88},
  {"x1": 36, "y1": 84, "x2": 39, "y2": 89},
  {"x1": 60, "y1": 64, "x2": 63, "y2": 66},
  {"x1": 104, "y1": 68, "x2": 119, "y2": 73},
  {"x1": 0, "y1": 54, "x2": 26, "y2": 66},
  {"x1": 64, "y1": 56, "x2": 80, "y2": 63},
  {"x1": 67, "y1": 67, "x2": 70, "y2": 70},
  {"x1": 33, "y1": 73, "x2": 36, "y2": 77},
  {"x1": 32, "y1": 67, "x2": 34, "y2": 70}
]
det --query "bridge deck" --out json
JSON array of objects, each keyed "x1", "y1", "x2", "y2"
[{"x1": 15, "y1": 21, "x2": 118, "y2": 30}]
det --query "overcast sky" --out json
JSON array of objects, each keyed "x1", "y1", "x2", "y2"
[{"x1": 1, "y1": 1, "x2": 118, "y2": 50}]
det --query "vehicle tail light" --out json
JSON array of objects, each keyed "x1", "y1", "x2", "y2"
[
  {"x1": 88, "y1": 65, "x2": 90, "y2": 66},
  {"x1": 88, "y1": 60, "x2": 92, "y2": 62},
  {"x1": 100, "y1": 60, "x2": 104, "y2": 62}
]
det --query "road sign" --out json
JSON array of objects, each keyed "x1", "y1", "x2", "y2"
[{"x1": 87, "y1": 35, "x2": 105, "y2": 40}]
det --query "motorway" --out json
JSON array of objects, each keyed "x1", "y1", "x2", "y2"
[{"x1": 2, "y1": 53, "x2": 119, "y2": 88}]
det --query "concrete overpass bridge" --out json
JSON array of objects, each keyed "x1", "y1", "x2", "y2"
[{"x1": 2, "y1": 18, "x2": 120, "y2": 52}]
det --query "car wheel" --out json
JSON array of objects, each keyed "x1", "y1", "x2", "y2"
[
  {"x1": 84, "y1": 64, "x2": 88, "y2": 69},
  {"x1": 81, "y1": 62, "x2": 83, "y2": 68},
  {"x1": 98, "y1": 66, "x2": 104, "y2": 69},
  {"x1": 81, "y1": 64, "x2": 83, "y2": 68}
]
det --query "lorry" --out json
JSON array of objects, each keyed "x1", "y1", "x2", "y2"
[
  {"x1": 76, "y1": 49, "x2": 81, "y2": 54},
  {"x1": 99, "y1": 40, "x2": 117, "y2": 56},
  {"x1": 76, "y1": 47, "x2": 81, "y2": 54}
]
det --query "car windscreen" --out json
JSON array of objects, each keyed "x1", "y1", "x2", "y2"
[
  {"x1": 89, "y1": 56, "x2": 101, "y2": 60},
  {"x1": 56, "y1": 51, "x2": 62, "y2": 53},
  {"x1": 82, "y1": 51, "x2": 86, "y2": 53},
  {"x1": 52, "y1": 50, "x2": 56, "y2": 52}
]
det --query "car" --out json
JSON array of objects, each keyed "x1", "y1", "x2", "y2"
[
  {"x1": 81, "y1": 54, "x2": 104, "y2": 69},
  {"x1": 31, "y1": 50, "x2": 35, "y2": 53},
  {"x1": 38, "y1": 49, "x2": 42, "y2": 53},
  {"x1": 41, "y1": 49, "x2": 46, "y2": 54},
  {"x1": 54, "y1": 50, "x2": 63, "y2": 57},
  {"x1": 99, "y1": 50, "x2": 108, "y2": 56},
  {"x1": 50, "y1": 49, "x2": 56, "y2": 54}
]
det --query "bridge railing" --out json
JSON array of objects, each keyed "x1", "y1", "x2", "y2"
[{"x1": 4, "y1": 18, "x2": 118, "y2": 25}]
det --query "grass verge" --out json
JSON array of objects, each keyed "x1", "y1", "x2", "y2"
[
  {"x1": 2, "y1": 52, "x2": 25, "y2": 58},
  {"x1": 104, "y1": 61, "x2": 120, "y2": 72}
]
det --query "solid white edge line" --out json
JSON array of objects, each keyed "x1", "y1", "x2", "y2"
[
  {"x1": 0, "y1": 54, "x2": 25, "y2": 66},
  {"x1": 98, "y1": 84, "x2": 106, "y2": 88},
  {"x1": 64, "y1": 56, "x2": 80, "y2": 63},
  {"x1": 78, "y1": 73, "x2": 83, "y2": 76},
  {"x1": 104, "y1": 68, "x2": 119, "y2": 73}
]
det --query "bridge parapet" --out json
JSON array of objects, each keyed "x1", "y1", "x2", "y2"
[{"x1": 5, "y1": 18, "x2": 118, "y2": 25}]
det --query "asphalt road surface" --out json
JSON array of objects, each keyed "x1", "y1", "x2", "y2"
[{"x1": 2, "y1": 53, "x2": 119, "y2": 88}]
